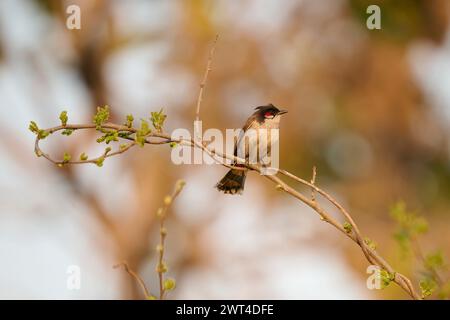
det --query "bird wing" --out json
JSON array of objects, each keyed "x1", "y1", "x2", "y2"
[{"x1": 234, "y1": 114, "x2": 259, "y2": 162}]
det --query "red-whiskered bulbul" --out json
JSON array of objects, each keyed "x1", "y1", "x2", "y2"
[{"x1": 216, "y1": 104, "x2": 288, "y2": 195}]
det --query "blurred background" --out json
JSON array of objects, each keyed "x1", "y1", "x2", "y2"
[{"x1": 0, "y1": 0, "x2": 449, "y2": 299}]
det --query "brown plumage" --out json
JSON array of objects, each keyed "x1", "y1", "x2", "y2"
[{"x1": 216, "y1": 104, "x2": 287, "y2": 195}]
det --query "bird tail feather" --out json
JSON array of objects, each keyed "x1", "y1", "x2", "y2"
[{"x1": 215, "y1": 169, "x2": 247, "y2": 195}]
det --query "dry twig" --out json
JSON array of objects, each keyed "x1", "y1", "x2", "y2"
[
  {"x1": 156, "y1": 180, "x2": 185, "y2": 299},
  {"x1": 113, "y1": 261, "x2": 152, "y2": 299}
]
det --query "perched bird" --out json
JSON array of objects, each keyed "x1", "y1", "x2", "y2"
[{"x1": 216, "y1": 104, "x2": 287, "y2": 194}]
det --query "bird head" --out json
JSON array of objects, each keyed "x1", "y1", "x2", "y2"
[{"x1": 254, "y1": 104, "x2": 288, "y2": 120}]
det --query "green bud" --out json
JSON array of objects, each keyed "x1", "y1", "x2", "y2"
[
  {"x1": 62, "y1": 129, "x2": 74, "y2": 136},
  {"x1": 343, "y1": 222, "x2": 353, "y2": 233},
  {"x1": 59, "y1": 111, "x2": 68, "y2": 126},
  {"x1": 150, "y1": 108, "x2": 167, "y2": 132},
  {"x1": 163, "y1": 278, "x2": 176, "y2": 291},
  {"x1": 134, "y1": 119, "x2": 152, "y2": 147},
  {"x1": 95, "y1": 157, "x2": 105, "y2": 167},
  {"x1": 169, "y1": 142, "x2": 178, "y2": 148},
  {"x1": 80, "y1": 153, "x2": 88, "y2": 161},
  {"x1": 126, "y1": 114, "x2": 134, "y2": 128},
  {"x1": 118, "y1": 131, "x2": 132, "y2": 138},
  {"x1": 27, "y1": 121, "x2": 49, "y2": 139},
  {"x1": 156, "y1": 262, "x2": 168, "y2": 274},
  {"x1": 63, "y1": 152, "x2": 71, "y2": 164},
  {"x1": 39, "y1": 130, "x2": 50, "y2": 139},
  {"x1": 105, "y1": 131, "x2": 119, "y2": 144},
  {"x1": 93, "y1": 105, "x2": 110, "y2": 129},
  {"x1": 380, "y1": 269, "x2": 395, "y2": 288},
  {"x1": 29, "y1": 121, "x2": 40, "y2": 135}
]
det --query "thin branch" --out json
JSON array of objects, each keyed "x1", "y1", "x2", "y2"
[
  {"x1": 113, "y1": 261, "x2": 152, "y2": 299},
  {"x1": 113, "y1": 181, "x2": 185, "y2": 300},
  {"x1": 156, "y1": 181, "x2": 185, "y2": 300},
  {"x1": 34, "y1": 123, "x2": 170, "y2": 166},
  {"x1": 195, "y1": 34, "x2": 219, "y2": 123},
  {"x1": 310, "y1": 166, "x2": 317, "y2": 203}
]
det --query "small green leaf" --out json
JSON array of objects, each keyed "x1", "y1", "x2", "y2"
[
  {"x1": 63, "y1": 152, "x2": 71, "y2": 164},
  {"x1": 38, "y1": 130, "x2": 50, "y2": 140},
  {"x1": 80, "y1": 153, "x2": 88, "y2": 161},
  {"x1": 150, "y1": 109, "x2": 167, "y2": 132},
  {"x1": 125, "y1": 114, "x2": 134, "y2": 128},
  {"x1": 380, "y1": 269, "x2": 395, "y2": 288},
  {"x1": 118, "y1": 131, "x2": 132, "y2": 138},
  {"x1": 93, "y1": 105, "x2": 110, "y2": 129},
  {"x1": 106, "y1": 131, "x2": 118, "y2": 144},
  {"x1": 96, "y1": 130, "x2": 118, "y2": 144},
  {"x1": 135, "y1": 119, "x2": 151, "y2": 147},
  {"x1": 420, "y1": 278, "x2": 437, "y2": 298},
  {"x1": 62, "y1": 129, "x2": 74, "y2": 136},
  {"x1": 163, "y1": 278, "x2": 176, "y2": 291},
  {"x1": 59, "y1": 111, "x2": 68, "y2": 126},
  {"x1": 29, "y1": 121, "x2": 39, "y2": 134},
  {"x1": 95, "y1": 157, "x2": 105, "y2": 167},
  {"x1": 169, "y1": 142, "x2": 178, "y2": 148},
  {"x1": 343, "y1": 222, "x2": 353, "y2": 233},
  {"x1": 140, "y1": 119, "x2": 151, "y2": 135},
  {"x1": 119, "y1": 143, "x2": 129, "y2": 150},
  {"x1": 29, "y1": 122, "x2": 50, "y2": 140}
]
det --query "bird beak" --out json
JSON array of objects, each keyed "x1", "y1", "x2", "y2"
[{"x1": 278, "y1": 109, "x2": 288, "y2": 115}]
